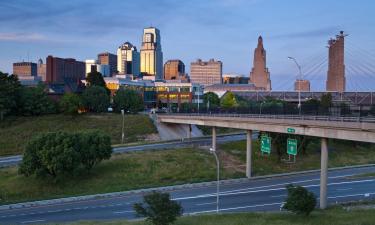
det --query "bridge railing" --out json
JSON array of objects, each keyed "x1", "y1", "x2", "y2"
[{"x1": 160, "y1": 113, "x2": 375, "y2": 123}]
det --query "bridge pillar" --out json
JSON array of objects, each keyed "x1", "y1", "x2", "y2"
[
  {"x1": 320, "y1": 138, "x2": 328, "y2": 209},
  {"x1": 246, "y1": 130, "x2": 253, "y2": 178},
  {"x1": 212, "y1": 127, "x2": 217, "y2": 151}
]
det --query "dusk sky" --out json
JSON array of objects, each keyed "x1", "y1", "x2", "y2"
[{"x1": 0, "y1": 0, "x2": 374, "y2": 91}]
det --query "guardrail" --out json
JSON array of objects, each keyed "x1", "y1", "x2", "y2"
[{"x1": 160, "y1": 113, "x2": 375, "y2": 123}]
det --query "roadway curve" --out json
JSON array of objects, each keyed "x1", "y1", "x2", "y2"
[
  {"x1": 0, "y1": 134, "x2": 248, "y2": 168},
  {"x1": 0, "y1": 166, "x2": 374, "y2": 224}
]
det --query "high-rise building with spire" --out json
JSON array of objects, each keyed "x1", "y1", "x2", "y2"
[
  {"x1": 249, "y1": 36, "x2": 271, "y2": 90},
  {"x1": 140, "y1": 27, "x2": 163, "y2": 80},
  {"x1": 326, "y1": 31, "x2": 346, "y2": 92}
]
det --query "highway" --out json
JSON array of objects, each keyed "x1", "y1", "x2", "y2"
[
  {"x1": 0, "y1": 166, "x2": 374, "y2": 224},
  {"x1": 0, "y1": 133, "x2": 247, "y2": 168}
]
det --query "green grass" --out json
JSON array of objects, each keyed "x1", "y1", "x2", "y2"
[
  {"x1": 71, "y1": 207, "x2": 375, "y2": 225},
  {"x1": 219, "y1": 139, "x2": 375, "y2": 176},
  {"x1": 0, "y1": 148, "x2": 241, "y2": 205},
  {"x1": 0, "y1": 113, "x2": 157, "y2": 156}
]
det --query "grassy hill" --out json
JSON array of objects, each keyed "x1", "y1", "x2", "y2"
[{"x1": 0, "y1": 113, "x2": 157, "y2": 156}]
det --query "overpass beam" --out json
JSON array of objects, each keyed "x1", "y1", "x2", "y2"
[
  {"x1": 212, "y1": 127, "x2": 217, "y2": 151},
  {"x1": 320, "y1": 138, "x2": 328, "y2": 209},
  {"x1": 246, "y1": 130, "x2": 253, "y2": 178}
]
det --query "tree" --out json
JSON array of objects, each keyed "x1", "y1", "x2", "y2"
[
  {"x1": 18, "y1": 84, "x2": 57, "y2": 116},
  {"x1": 113, "y1": 88, "x2": 144, "y2": 113},
  {"x1": 0, "y1": 72, "x2": 21, "y2": 120},
  {"x1": 220, "y1": 91, "x2": 238, "y2": 108},
  {"x1": 320, "y1": 93, "x2": 332, "y2": 114},
  {"x1": 19, "y1": 131, "x2": 112, "y2": 179},
  {"x1": 59, "y1": 93, "x2": 81, "y2": 115},
  {"x1": 134, "y1": 191, "x2": 183, "y2": 225},
  {"x1": 81, "y1": 86, "x2": 110, "y2": 113},
  {"x1": 86, "y1": 71, "x2": 106, "y2": 87},
  {"x1": 203, "y1": 92, "x2": 220, "y2": 108},
  {"x1": 283, "y1": 184, "x2": 316, "y2": 216}
]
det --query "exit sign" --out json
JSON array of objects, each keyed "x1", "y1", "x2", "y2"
[
  {"x1": 287, "y1": 128, "x2": 295, "y2": 133},
  {"x1": 287, "y1": 138, "x2": 298, "y2": 156}
]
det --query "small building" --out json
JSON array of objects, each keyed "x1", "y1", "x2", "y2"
[{"x1": 294, "y1": 79, "x2": 310, "y2": 92}]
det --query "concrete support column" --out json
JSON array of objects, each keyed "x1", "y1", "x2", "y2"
[
  {"x1": 187, "y1": 124, "x2": 192, "y2": 139},
  {"x1": 212, "y1": 127, "x2": 217, "y2": 151},
  {"x1": 246, "y1": 130, "x2": 252, "y2": 178},
  {"x1": 320, "y1": 138, "x2": 328, "y2": 209}
]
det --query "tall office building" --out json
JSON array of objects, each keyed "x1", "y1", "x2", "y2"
[
  {"x1": 117, "y1": 42, "x2": 140, "y2": 77},
  {"x1": 98, "y1": 52, "x2": 117, "y2": 76},
  {"x1": 140, "y1": 27, "x2": 163, "y2": 80},
  {"x1": 294, "y1": 79, "x2": 310, "y2": 91},
  {"x1": 190, "y1": 59, "x2": 222, "y2": 86},
  {"x1": 326, "y1": 31, "x2": 346, "y2": 92},
  {"x1": 249, "y1": 36, "x2": 271, "y2": 90},
  {"x1": 37, "y1": 58, "x2": 46, "y2": 81},
  {"x1": 13, "y1": 62, "x2": 37, "y2": 77},
  {"x1": 46, "y1": 55, "x2": 85, "y2": 84},
  {"x1": 164, "y1": 60, "x2": 188, "y2": 81}
]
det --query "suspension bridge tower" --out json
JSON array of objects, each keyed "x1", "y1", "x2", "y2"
[{"x1": 326, "y1": 31, "x2": 347, "y2": 92}]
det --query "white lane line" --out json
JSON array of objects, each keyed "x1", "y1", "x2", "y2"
[
  {"x1": 190, "y1": 202, "x2": 283, "y2": 215},
  {"x1": 21, "y1": 219, "x2": 46, "y2": 224},
  {"x1": 196, "y1": 202, "x2": 217, "y2": 206},
  {"x1": 336, "y1": 188, "x2": 352, "y2": 191},
  {"x1": 328, "y1": 192, "x2": 375, "y2": 199},
  {"x1": 113, "y1": 210, "x2": 134, "y2": 214},
  {"x1": 270, "y1": 194, "x2": 287, "y2": 198}
]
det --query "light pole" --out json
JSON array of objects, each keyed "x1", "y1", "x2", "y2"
[
  {"x1": 288, "y1": 56, "x2": 302, "y2": 115},
  {"x1": 210, "y1": 147, "x2": 220, "y2": 213},
  {"x1": 259, "y1": 102, "x2": 264, "y2": 115},
  {"x1": 121, "y1": 109, "x2": 125, "y2": 144}
]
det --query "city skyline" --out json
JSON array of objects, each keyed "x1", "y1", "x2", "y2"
[{"x1": 1, "y1": 0, "x2": 375, "y2": 91}]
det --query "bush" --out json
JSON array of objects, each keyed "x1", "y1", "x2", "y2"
[
  {"x1": 134, "y1": 191, "x2": 183, "y2": 225},
  {"x1": 81, "y1": 86, "x2": 110, "y2": 113},
  {"x1": 59, "y1": 93, "x2": 81, "y2": 115},
  {"x1": 18, "y1": 84, "x2": 57, "y2": 116},
  {"x1": 19, "y1": 131, "x2": 112, "y2": 179},
  {"x1": 283, "y1": 184, "x2": 316, "y2": 216},
  {"x1": 113, "y1": 88, "x2": 144, "y2": 113}
]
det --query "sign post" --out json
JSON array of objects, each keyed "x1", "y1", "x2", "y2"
[{"x1": 261, "y1": 135, "x2": 271, "y2": 154}]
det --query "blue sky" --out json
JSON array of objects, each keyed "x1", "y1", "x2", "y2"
[{"x1": 0, "y1": 0, "x2": 374, "y2": 90}]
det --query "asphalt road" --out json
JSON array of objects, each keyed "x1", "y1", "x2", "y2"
[
  {"x1": 0, "y1": 166, "x2": 374, "y2": 224},
  {"x1": 0, "y1": 133, "x2": 248, "y2": 168}
]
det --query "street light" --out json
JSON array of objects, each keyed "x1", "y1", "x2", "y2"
[
  {"x1": 209, "y1": 147, "x2": 220, "y2": 213},
  {"x1": 121, "y1": 109, "x2": 125, "y2": 144},
  {"x1": 288, "y1": 56, "x2": 302, "y2": 115}
]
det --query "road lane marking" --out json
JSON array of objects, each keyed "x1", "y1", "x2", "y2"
[
  {"x1": 336, "y1": 188, "x2": 352, "y2": 191},
  {"x1": 270, "y1": 194, "x2": 287, "y2": 198},
  {"x1": 113, "y1": 210, "x2": 134, "y2": 214},
  {"x1": 196, "y1": 202, "x2": 217, "y2": 206},
  {"x1": 21, "y1": 219, "x2": 46, "y2": 224},
  {"x1": 328, "y1": 192, "x2": 375, "y2": 199},
  {"x1": 190, "y1": 202, "x2": 283, "y2": 215}
]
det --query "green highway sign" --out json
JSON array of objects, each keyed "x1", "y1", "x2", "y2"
[
  {"x1": 261, "y1": 136, "x2": 271, "y2": 154},
  {"x1": 287, "y1": 138, "x2": 298, "y2": 156},
  {"x1": 287, "y1": 128, "x2": 295, "y2": 133}
]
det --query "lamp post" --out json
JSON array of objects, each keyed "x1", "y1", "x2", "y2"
[
  {"x1": 121, "y1": 109, "x2": 125, "y2": 144},
  {"x1": 210, "y1": 147, "x2": 220, "y2": 213},
  {"x1": 288, "y1": 56, "x2": 302, "y2": 115}
]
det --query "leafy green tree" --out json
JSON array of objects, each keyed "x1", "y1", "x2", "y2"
[
  {"x1": 283, "y1": 184, "x2": 317, "y2": 216},
  {"x1": 19, "y1": 131, "x2": 112, "y2": 179},
  {"x1": 134, "y1": 191, "x2": 183, "y2": 225},
  {"x1": 220, "y1": 91, "x2": 238, "y2": 108},
  {"x1": 81, "y1": 86, "x2": 110, "y2": 113},
  {"x1": 59, "y1": 93, "x2": 81, "y2": 115},
  {"x1": 18, "y1": 84, "x2": 57, "y2": 116},
  {"x1": 113, "y1": 88, "x2": 144, "y2": 113},
  {"x1": 0, "y1": 72, "x2": 21, "y2": 120},
  {"x1": 320, "y1": 93, "x2": 332, "y2": 114},
  {"x1": 86, "y1": 71, "x2": 106, "y2": 87},
  {"x1": 203, "y1": 92, "x2": 220, "y2": 108}
]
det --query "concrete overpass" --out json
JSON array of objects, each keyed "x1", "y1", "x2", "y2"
[{"x1": 158, "y1": 113, "x2": 375, "y2": 209}]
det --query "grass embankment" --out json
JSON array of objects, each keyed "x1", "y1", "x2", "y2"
[
  {"x1": 74, "y1": 207, "x2": 375, "y2": 225},
  {"x1": 219, "y1": 139, "x2": 375, "y2": 176},
  {"x1": 0, "y1": 149, "x2": 241, "y2": 205},
  {"x1": 0, "y1": 113, "x2": 157, "y2": 156}
]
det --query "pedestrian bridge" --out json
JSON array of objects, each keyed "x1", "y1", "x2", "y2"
[{"x1": 157, "y1": 113, "x2": 375, "y2": 210}]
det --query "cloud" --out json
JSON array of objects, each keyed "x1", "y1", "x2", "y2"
[{"x1": 0, "y1": 32, "x2": 46, "y2": 41}]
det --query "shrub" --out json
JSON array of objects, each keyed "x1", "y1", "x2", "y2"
[
  {"x1": 59, "y1": 93, "x2": 81, "y2": 115},
  {"x1": 134, "y1": 191, "x2": 183, "y2": 225},
  {"x1": 283, "y1": 184, "x2": 317, "y2": 216},
  {"x1": 81, "y1": 86, "x2": 110, "y2": 113},
  {"x1": 113, "y1": 88, "x2": 144, "y2": 113},
  {"x1": 19, "y1": 131, "x2": 112, "y2": 179}
]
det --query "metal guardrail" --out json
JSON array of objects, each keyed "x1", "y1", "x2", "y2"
[{"x1": 160, "y1": 113, "x2": 375, "y2": 123}]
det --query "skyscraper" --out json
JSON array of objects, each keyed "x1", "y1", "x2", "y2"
[
  {"x1": 13, "y1": 62, "x2": 37, "y2": 77},
  {"x1": 140, "y1": 27, "x2": 163, "y2": 80},
  {"x1": 98, "y1": 52, "x2": 117, "y2": 76},
  {"x1": 164, "y1": 59, "x2": 188, "y2": 81},
  {"x1": 117, "y1": 42, "x2": 140, "y2": 77},
  {"x1": 37, "y1": 58, "x2": 46, "y2": 81},
  {"x1": 326, "y1": 31, "x2": 346, "y2": 92},
  {"x1": 249, "y1": 36, "x2": 271, "y2": 90},
  {"x1": 190, "y1": 59, "x2": 222, "y2": 86}
]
